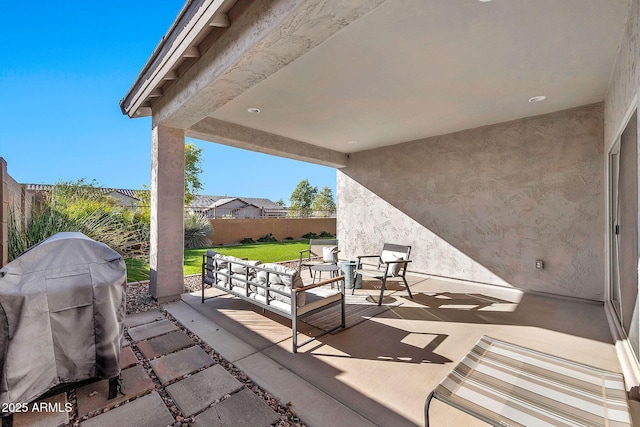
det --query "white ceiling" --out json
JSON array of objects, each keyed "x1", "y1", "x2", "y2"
[{"x1": 207, "y1": 0, "x2": 629, "y2": 153}]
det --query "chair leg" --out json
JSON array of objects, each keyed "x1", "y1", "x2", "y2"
[
  {"x1": 340, "y1": 293, "x2": 346, "y2": 328},
  {"x1": 351, "y1": 272, "x2": 358, "y2": 295},
  {"x1": 424, "y1": 391, "x2": 434, "y2": 427},
  {"x1": 403, "y1": 275, "x2": 413, "y2": 299},
  {"x1": 378, "y1": 277, "x2": 387, "y2": 306},
  {"x1": 292, "y1": 317, "x2": 298, "y2": 353}
]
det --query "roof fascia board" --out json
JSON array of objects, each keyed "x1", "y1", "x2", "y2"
[{"x1": 120, "y1": 0, "x2": 229, "y2": 117}]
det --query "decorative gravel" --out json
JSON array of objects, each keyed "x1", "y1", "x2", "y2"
[{"x1": 67, "y1": 277, "x2": 307, "y2": 426}]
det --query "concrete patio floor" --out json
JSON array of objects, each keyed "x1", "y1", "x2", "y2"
[
  {"x1": 167, "y1": 271, "x2": 640, "y2": 427},
  {"x1": 8, "y1": 270, "x2": 640, "y2": 426}
]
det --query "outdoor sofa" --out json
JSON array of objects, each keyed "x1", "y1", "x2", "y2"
[{"x1": 202, "y1": 250, "x2": 345, "y2": 353}]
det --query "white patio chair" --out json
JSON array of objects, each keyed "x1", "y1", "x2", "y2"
[
  {"x1": 356, "y1": 243, "x2": 413, "y2": 306},
  {"x1": 298, "y1": 238, "x2": 339, "y2": 275}
]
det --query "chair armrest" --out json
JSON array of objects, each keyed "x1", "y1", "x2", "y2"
[
  {"x1": 357, "y1": 255, "x2": 380, "y2": 267},
  {"x1": 294, "y1": 276, "x2": 345, "y2": 293},
  {"x1": 382, "y1": 259, "x2": 412, "y2": 265},
  {"x1": 299, "y1": 249, "x2": 321, "y2": 258},
  {"x1": 382, "y1": 259, "x2": 412, "y2": 276}
]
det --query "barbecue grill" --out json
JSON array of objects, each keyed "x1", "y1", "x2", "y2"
[{"x1": 0, "y1": 232, "x2": 126, "y2": 422}]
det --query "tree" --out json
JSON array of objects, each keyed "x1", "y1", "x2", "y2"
[
  {"x1": 289, "y1": 179, "x2": 317, "y2": 217},
  {"x1": 184, "y1": 142, "x2": 204, "y2": 206},
  {"x1": 312, "y1": 186, "x2": 336, "y2": 217},
  {"x1": 135, "y1": 142, "x2": 204, "y2": 211},
  {"x1": 135, "y1": 184, "x2": 151, "y2": 225},
  {"x1": 275, "y1": 198, "x2": 286, "y2": 207}
]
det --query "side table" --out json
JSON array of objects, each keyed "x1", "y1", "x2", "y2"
[{"x1": 310, "y1": 264, "x2": 340, "y2": 284}]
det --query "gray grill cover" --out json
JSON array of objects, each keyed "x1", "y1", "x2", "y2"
[{"x1": 0, "y1": 232, "x2": 126, "y2": 405}]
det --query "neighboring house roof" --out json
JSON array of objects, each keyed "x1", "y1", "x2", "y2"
[
  {"x1": 23, "y1": 185, "x2": 280, "y2": 208},
  {"x1": 209, "y1": 197, "x2": 238, "y2": 208},
  {"x1": 191, "y1": 195, "x2": 281, "y2": 209},
  {"x1": 25, "y1": 184, "x2": 54, "y2": 191},
  {"x1": 206, "y1": 197, "x2": 260, "y2": 209},
  {"x1": 24, "y1": 184, "x2": 141, "y2": 201},
  {"x1": 105, "y1": 189, "x2": 140, "y2": 200}
]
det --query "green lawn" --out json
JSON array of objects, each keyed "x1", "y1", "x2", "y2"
[{"x1": 125, "y1": 240, "x2": 309, "y2": 282}]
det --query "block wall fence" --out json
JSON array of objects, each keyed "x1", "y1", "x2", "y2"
[{"x1": 208, "y1": 217, "x2": 336, "y2": 245}]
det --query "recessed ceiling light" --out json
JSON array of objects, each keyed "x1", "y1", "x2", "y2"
[
  {"x1": 528, "y1": 96, "x2": 547, "y2": 103},
  {"x1": 478, "y1": 0, "x2": 492, "y2": 2},
  {"x1": 347, "y1": 140, "x2": 359, "y2": 145},
  {"x1": 247, "y1": 107, "x2": 261, "y2": 114}
]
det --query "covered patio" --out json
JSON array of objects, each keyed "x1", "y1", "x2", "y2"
[
  {"x1": 165, "y1": 270, "x2": 631, "y2": 425},
  {"x1": 121, "y1": 0, "x2": 640, "y2": 425}
]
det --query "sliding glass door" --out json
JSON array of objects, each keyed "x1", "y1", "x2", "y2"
[{"x1": 610, "y1": 111, "x2": 639, "y2": 359}]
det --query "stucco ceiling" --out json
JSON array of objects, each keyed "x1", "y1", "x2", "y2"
[{"x1": 205, "y1": 0, "x2": 629, "y2": 153}]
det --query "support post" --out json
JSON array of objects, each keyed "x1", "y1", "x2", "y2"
[{"x1": 150, "y1": 125, "x2": 185, "y2": 302}]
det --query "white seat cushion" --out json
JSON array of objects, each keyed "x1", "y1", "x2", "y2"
[{"x1": 297, "y1": 288, "x2": 342, "y2": 315}]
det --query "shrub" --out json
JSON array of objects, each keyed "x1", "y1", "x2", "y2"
[
  {"x1": 8, "y1": 180, "x2": 150, "y2": 261},
  {"x1": 240, "y1": 237, "x2": 255, "y2": 244},
  {"x1": 284, "y1": 236, "x2": 294, "y2": 240},
  {"x1": 257, "y1": 233, "x2": 277, "y2": 243},
  {"x1": 184, "y1": 214, "x2": 213, "y2": 248},
  {"x1": 319, "y1": 231, "x2": 335, "y2": 238},
  {"x1": 302, "y1": 232, "x2": 319, "y2": 239}
]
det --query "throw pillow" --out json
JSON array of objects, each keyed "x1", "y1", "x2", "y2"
[
  {"x1": 381, "y1": 253, "x2": 403, "y2": 276},
  {"x1": 323, "y1": 246, "x2": 338, "y2": 263}
]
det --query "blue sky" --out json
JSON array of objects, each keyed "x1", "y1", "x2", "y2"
[{"x1": 0, "y1": 1, "x2": 336, "y2": 204}]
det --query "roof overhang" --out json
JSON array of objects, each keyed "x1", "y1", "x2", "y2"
[
  {"x1": 120, "y1": 0, "x2": 238, "y2": 118},
  {"x1": 121, "y1": 0, "x2": 630, "y2": 165}
]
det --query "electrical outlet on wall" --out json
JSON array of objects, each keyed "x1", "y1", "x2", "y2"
[{"x1": 535, "y1": 260, "x2": 544, "y2": 270}]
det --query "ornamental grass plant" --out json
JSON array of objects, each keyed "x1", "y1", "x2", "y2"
[{"x1": 8, "y1": 179, "x2": 149, "y2": 261}]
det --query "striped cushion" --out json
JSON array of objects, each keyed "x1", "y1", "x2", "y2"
[{"x1": 433, "y1": 336, "x2": 631, "y2": 427}]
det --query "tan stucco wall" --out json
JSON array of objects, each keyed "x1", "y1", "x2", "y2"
[
  {"x1": 338, "y1": 103, "x2": 604, "y2": 300},
  {"x1": 209, "y1": 218, "x2": 336, "y2": 246},
  {"x1": 604, "y1": 0, "x2": 638, "y2": 147}
]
